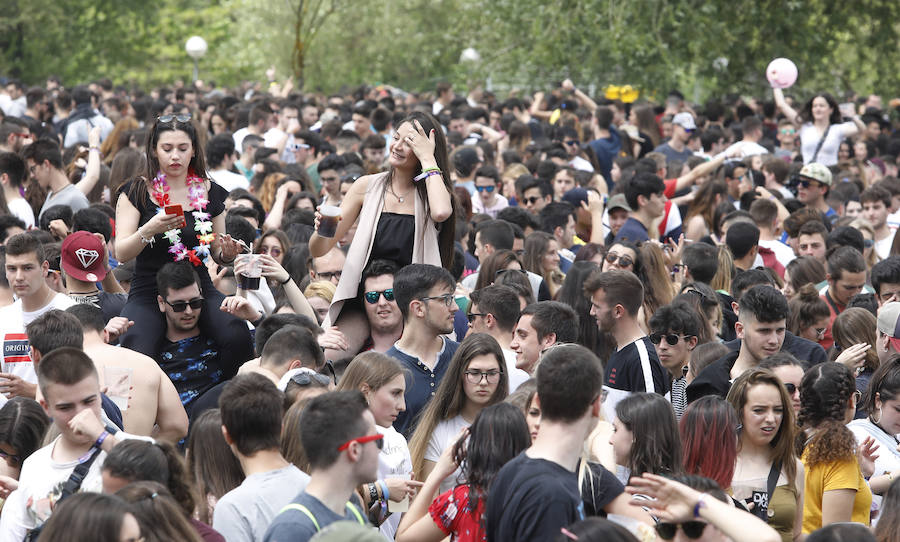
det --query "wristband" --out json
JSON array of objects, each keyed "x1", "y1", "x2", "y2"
[
  {"x1": 89, "y1": 146, "x2": 101, "y2": 152},
  {"x1": 377, "y1": 479, "x2": 389, "y2": 501},
  {"x1": 693, "y1": 493, "x2": 709, "y2": 518},
  {"x1": 94, "y1": 430, "x2": 110, "y2": 449},
  {"x1": 368, "y1": 483, "x2": 379, "y2": 504},
  {"x1": 279, "y1": 275, "x2": 292, "y2": 285},
  {"x1": 413, "y1": 169, "x2": 442, "y2": 182}
]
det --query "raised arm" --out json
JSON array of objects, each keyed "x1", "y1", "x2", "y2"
[
  {"x1": 75, "y1": 126, "x2": 103, "y2": 196},
  {"x1": 773, "y1": 88, "x2": 800, "y2": 125}
]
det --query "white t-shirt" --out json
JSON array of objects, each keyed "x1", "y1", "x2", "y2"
[
  {"x1": 425, "y1": 415, "x2": 471, "y2": 494},
  {"x1": 503, "y1": 348, "x2": 530, "y2": 392},
  {"x1": 0, "y1": 293, "x2": 76, "y2": 384},
  {"x1": 7, "y1": 198, "x2": 35, "y2": 228},
  {"x1": 210, "y1": 169, "x2": 250, "y2": 193},
  {"x1": 263, "y1": 127, "x2": 286, "y2": 149},
  {"x1": 875, "y1": 230, "x2": 896, "y2": 261},
  {"x1": 0, "y1": 436, "x2": 107, "y2": 541},
  {"x1": 799, "y1": 121, "x2": 855, "y2": 166},
  {"x1": 378, "y1": 425, "x2": 412, "y2": 539},
  {"x1": 232, "y1": 127, "x2": 250, "y2": 154},
  {"x1": 717, "y1": 140, "x2": 769, "y2": 160}
]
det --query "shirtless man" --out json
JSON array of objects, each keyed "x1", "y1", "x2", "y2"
[{"x1": 66, "y1": 304, "x2": 188, "y2": 443}]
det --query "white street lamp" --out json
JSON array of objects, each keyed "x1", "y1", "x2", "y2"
[{"x1": 185, "y1": 36, "x2": 208, "y2": 82}]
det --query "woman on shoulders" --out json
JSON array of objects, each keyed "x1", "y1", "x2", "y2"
[
  {"x1": 773, "y1": 89, "x2": 864, "y2": 166},
  {"x1": 727, "y1": 368, "x2": 804, "y2": 542},
  {"x1": 309, "y1": 112, "x2": 457, "y2": 328}
]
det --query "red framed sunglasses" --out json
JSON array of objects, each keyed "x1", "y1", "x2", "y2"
[{"x1": 337, "y1": 433, "x2": 384, "y2": 451}]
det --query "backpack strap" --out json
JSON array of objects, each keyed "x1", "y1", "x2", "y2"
[
  {"x1": 345, "y1": 501, "x2": 365, "y2": 525},
  {"x1": 279, "y1": 504, "x2": 321, "y2": 532}
]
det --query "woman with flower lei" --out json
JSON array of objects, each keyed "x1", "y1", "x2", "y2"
[{"x1": 114, "y1": 114, "x2": 254, "y2": 362}]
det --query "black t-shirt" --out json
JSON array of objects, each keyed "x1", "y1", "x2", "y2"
[
  {"x1": 69, "y1": 291, "x2": 127, "y2": 323},
  {"x1": 122, "y1": 177, "x2": 227, "y2": 291},
  {"x1": 604, "y1": 337, "x2": 669, "y2": 394},
  {"x1": 581, "y1": 462, "x2": 624, "y2": 517},
  {"x1": 159, "y1": 335, "x2": 230, "y2": 414},
  {"x1": 486, "y1": 453, "x2": 584, "y2": 542}
]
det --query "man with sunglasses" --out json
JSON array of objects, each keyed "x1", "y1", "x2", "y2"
[
  {"x1": 155, "y1": 262, "x2": 257, "y2": 413},
  {"x1": 648, "y1": 302, "x2": 701, "y2": 419},
  {"x1": 361, "y1": 260, "x2": 403, "y2": 353},
  {"x1": 264, "y1": 391, "x2": 375, "y2": 541},
  {"x1": 795, "y1": 162, "x2": 836, "y2": 219},
  {"x1": 652, "y1": 112, "x2": 695, "y2": 164},
  {"x1": 387, "y1": 264, "x2": 460, "y2": 437}
]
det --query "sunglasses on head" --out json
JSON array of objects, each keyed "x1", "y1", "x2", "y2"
[
  {"x1": 164, "y1": 297, "x2": 204, "y2": 312},
  {"x1": 475, "y1": 185, "x2": 495, "y2": 193},
  {"x1": 655, "y1": 521, "x2": 707, "y2": 540},
  {"x1": 649, "y1": 333, "x2": 691, "y2": 346},
  {"x1": 605, "y1": 252, "x2": 633, "y2": 268},
  {"x1": 290, "y1": 372, "x2": 332, "y2": 387},
  {"x1": 364, "y1": 289, "x2": 394, "y2": 304},
  {"x1": 158, "y1": 113, "x2": 192, "y2": 123}
]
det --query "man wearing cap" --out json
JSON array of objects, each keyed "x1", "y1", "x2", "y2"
[
  {"x1": 653, "y1": 112, "x2": 695, "y2": 164},
  {"x1": 604, "y1": 194, "x2": 631, "y2": 245},
  {"x1": 877, "y1": 302, "x2": 900, "y2": 364},
  {"x1": 796, "y1": 162, "x2": 836, "y2": 220},
  {"x1": 61, "y1": 230, "x2": 127, "y2": 323}
]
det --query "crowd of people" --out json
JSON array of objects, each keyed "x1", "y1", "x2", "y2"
[{"x1": 0, "y1": 71, "x2": 899, "y2": 541}]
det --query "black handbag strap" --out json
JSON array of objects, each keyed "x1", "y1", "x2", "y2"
[
  {"x1": 753, "y1": 460, "x2": 782, "y2": 522},
  {"x1": 810, "y1": 124, "x2": 832, "y2": 163},
  {"x1": 59, "y1": 447, "x2": 102, "y2": 502}
]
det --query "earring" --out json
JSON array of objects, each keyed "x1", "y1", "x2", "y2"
[{"x1": 872, "y1": 407, "x2": 883, "y2": 425}]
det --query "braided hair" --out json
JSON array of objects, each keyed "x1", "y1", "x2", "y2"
[{"x1": 798, "y1": 362, "x2": 857, "y2": 466}]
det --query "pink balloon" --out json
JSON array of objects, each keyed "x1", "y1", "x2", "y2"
[{"x1": 767, "y1": 58, "x2": 798, "y2": 89}]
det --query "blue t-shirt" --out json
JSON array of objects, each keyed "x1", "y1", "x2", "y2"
[
  {"x1": 588, "y1": 126, "x2": 622, "y2": 189},
  {"x1": 612, "y1": 217, "x2": 650, "y2": 244},
  {"x1": 387, "y1": 337, "x2": 460, "y2": 437},
  {"x1": 652, "y1": 142, "x2": 694, "y2": 164}
]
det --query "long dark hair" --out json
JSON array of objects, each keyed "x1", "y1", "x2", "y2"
[
  {"x1": 799, "y1": 93, "x2": 842, "y2": 125},
  {"x1": 453, "y1": 402, "x2": 530, "y2": 516},
  {"x1": 38, "y1": 492, "x2": 135, "y2": 542},
  {"x1": 128, "y1": 116, "x2": 210, "y2": 205},
  {"x1": 556, "y1": 261, "x2": 602, "y2": 354},
  {"x1": 875, "y1": 477, "x2": 900, "y2": 542},
  {"x1": 385, "y1": 111, "x2": 458, "y2": 268},
  {"x1": 615, "y1": 393, "x2": 683, "y2": 477},
  {"x1": 116, "y1": 481, "x2": 204, "y2": 542},
  {"x1": 0, "y1": 397, "x2": 49, "y2": 472}
]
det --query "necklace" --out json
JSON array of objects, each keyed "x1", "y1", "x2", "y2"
[
  {"x1": 150, "y1": 171, "x2": 214, "y2": 266},
  {"x1": 387, "y1": 180, "x2": 413, "y2": 203}
]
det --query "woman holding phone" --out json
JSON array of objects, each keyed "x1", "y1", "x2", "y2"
[{"x1": 115, "y1": 113, "x2": 253, "y2": 360}]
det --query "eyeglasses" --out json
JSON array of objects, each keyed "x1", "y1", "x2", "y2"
[
  {"x1": 564, "y1": 140, "x2": 580, "y2": 146},
  {"x1": 467, "y1": 312, "x2": 487, "y2": 322},
  {"x1": 158, "y1": 113, "x2": 192, "y2": 123},
  {"x1": 798, "y1": 179, "x2": 821, "y2": 189},
  {"x1": 605, "y1": 252, "x2": 634, "y2": 268},
  {"x1": 290, "y1": 142, "x2": 311, "y2": 151},
  {"x1": 316, "y1": 270, "x2": 342, "y2": 281},
  {"x1": 164, "y1": 297, "x2": 204, "y2": 312},
  {"x1": 0, "y1": 450, "x2": 21, "y2": 466},
  {"x1": 649, "y1": 333, "x2": 692, "y2": 346},
  {"x1": 779, "y1": 128, "x2": 797, "y2": 135},
  {"x1": 337, "y1": 433, "x2": 384, "y2": 451},
  {"x1": 465, "y1": 370, "x2": 503, "y2": 384},
  {"x1": 655, "y1": 521, "x2": 707, "y2": 540},
  {"x1": 524, "y1": 196, "x2": 543, "y2": 206},
  {"x1": 783, "y1": 382, "x2": 797, "y2": 395},
  {"x1": 475, "y1": 185, "x2": 495, "y2": 193},
  {"x1": 420, "y1": 293, "x2": 455, "y2": 307},
  {"x1": 290, "y1": 372, "x2": 332, "y2": 387},
  {"x1": 259, "y1": 246, "x2": 282, "y2": 257},
  {"x1": 364, "y1": 289, "x2": 394, "y2": 304}
]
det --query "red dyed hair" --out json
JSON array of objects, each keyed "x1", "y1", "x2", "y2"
[{"x1": 680, "y1": 396, "x2": 739, "y2": 490}]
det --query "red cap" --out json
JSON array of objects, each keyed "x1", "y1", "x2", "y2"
[{"x1": 61, "y1": 231, "x2": 108, "y2": 282}]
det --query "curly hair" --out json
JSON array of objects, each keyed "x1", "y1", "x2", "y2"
[{"x1": 798, "y1": 362, "x2": 857, "y2": 467}]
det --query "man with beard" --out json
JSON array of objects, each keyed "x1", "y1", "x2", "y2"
[
  {"x1": 583, "y1": 269, "x2": 667, "y2": 422},
  {"x1": 361, "y1": 260, "x2": 403, "y2": 353},
  {"x1": 386, "y1": 264, "x2": 460, "y2": 437}
]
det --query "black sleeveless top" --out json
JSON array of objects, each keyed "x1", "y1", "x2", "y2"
[
  {"x1": 370, "y1": 212, "x2": 415, "y2": 268},
  {"x1": 122, "y1": 177, "x2": 227, "y2": 294}
]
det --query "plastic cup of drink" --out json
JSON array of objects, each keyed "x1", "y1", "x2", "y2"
[
  {"x1": 236, "y1": 254, "x2": 262, "y2": 290},
  {"x1": 317, "y1": 205, "x2": 341, "y2": 238}
]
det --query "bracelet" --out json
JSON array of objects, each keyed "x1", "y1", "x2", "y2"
[
  {"x1": 413, "y1": 169, "x2": 442, "y2": 182},
  {"x1": 367, "y1": 483, "x2": 379, "y2": 504},
  {"x1": 94, "y1": 430, "x2": 110, "y2": 448},
  {"x1": 377, "y1": 479, "x2": 389, "y2": 501},
  {"x1": 89, "y1": 146, "x2": 100, "y2": 152},
  {"x1": 279, "y1": 275, "x2": 292, "y2": 285},
  {"x1": 138, "y1": 227, "x2": 154, "y2": 245},
  {"x1": 693, "y1": 492, "x2": 709, "y2": 518}
]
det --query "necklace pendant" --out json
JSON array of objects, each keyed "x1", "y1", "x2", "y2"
[{"x1": 398, "y1": 196, "x2": 404, "y2": 203}]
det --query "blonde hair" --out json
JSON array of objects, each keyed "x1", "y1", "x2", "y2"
[
  {"x1": 258, "y1": 172, "x2": 287, "y2": 212},
  {"x1": 303, "y1": 280, "x2": 336, "y2": 304},
  {"x1": 710, "y1": 245, "x2": 735, "y2": 293},
  {"x1": 850, "y1": 217, "x2": 880, "y2": 269}
]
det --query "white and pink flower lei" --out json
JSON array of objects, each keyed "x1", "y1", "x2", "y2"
[{"x1": 150, "y1": 170, "x2": 214, "y2": 266}]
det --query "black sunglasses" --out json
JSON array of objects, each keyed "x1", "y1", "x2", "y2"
[
  {"x1": 523, "y1": 196, "x2": 543, "y2": 205},
  {"x1": 467, "y1": 313, "x2": 487, "y2": 323},
  {"x1": 158, "y1": 113, "x2": 192, "y2": 123},
  {"x1": 605, "y1": 252, "x2": 634, "y2": 268},
  {"x1": 364, "y1": 289, "x2": 394, "y2": 304},
  {"x1": 783, "y1": 382, "x2": 797, "y2": 395},
  {"x1": 290, "y1": 372, "x2": 332, "y2": 387},
  {"x1": 649, "y1": 333, "x2": 691, "y2": 346},
  {"x1": 164, "y1": 297, "x2": 204, "y2": 312},
  {"x1": 656, "y1": 521, "x2": 707, "y2": 540}
]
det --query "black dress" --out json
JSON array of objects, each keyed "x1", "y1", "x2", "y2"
[
  {"x1": 370, "y1": 212, "x2": 415, "y2": 269},
  {"x1": 118, "y1": 178, "x2": 253, "y2": 365}
]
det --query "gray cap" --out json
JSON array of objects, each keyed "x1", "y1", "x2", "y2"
[{"x1": 607, "y1": 193, "x2": 631, "y2": 212}]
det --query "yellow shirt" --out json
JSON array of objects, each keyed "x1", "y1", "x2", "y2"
[{"x1": 801, "y1": 450, "x2": 872, "y2": 533}]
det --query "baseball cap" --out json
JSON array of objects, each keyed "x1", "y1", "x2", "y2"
[
  {"x1": 61, "y1": 231, "x2": 108, "y2": 282},
  {"x1": 798, "y1": 162, "x2": 832, "y2": 186},
  {"x1": 607, "y1": 194, "x2": 631, "y2": 213},
  {"x1": 672, "y1": 112, "x2": 696, "y2": 131},
  {"x1": 877, "y1": 302, "x2": 900, "y2": 352},
  {"x1": 562, "y1": 187, "x2": 589, "y2": 208}
]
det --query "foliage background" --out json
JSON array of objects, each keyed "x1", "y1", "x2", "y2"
[{"x1": 2, "y1": 0, "x2": 898, "y2": 101}]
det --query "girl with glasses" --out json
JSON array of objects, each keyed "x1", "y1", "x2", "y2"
[
  {"x1": 336, "y1": 352, "x2": 421, "y2": 539},
  {"x1": 726, "y1": 368, "x2": 803, "y2": 542},
  {"x1": 798, "y1": 362, "x2": 873, "y2": 532},
  {"x1": 787, "y1": 284, "x2": 831, "y2": 347},
  {"x1": 409, "y1": 334, "x2": 509, "y2": 495}
]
